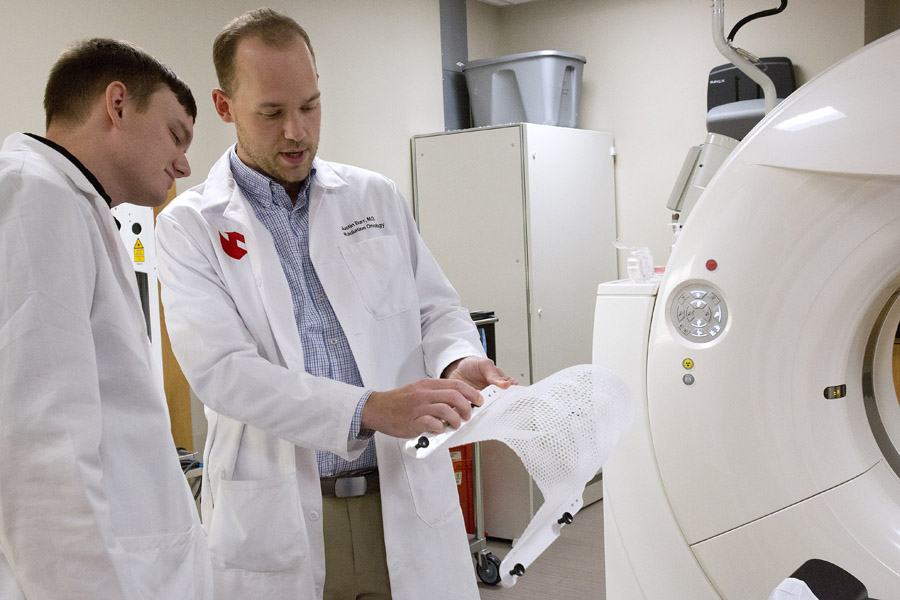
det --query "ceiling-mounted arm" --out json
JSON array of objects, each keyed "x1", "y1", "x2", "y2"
[{"x1": 712, "y1": 0, "x2": 778, "y2": 114}]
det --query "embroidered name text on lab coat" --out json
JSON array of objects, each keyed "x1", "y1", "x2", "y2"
[{"x1": 341, "y1": 215, "x2": 385, "y2": 237}]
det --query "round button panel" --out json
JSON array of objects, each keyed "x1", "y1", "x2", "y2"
[{"x1": 670, "y1": 282, "x2": 728, "y2": 343}]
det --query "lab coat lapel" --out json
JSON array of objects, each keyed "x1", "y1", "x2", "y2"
[
  {"x1": 24, "y1": 136, "x2": 149, "y2": 353},
  {"x1": 307, "y1": 162, "x2": 368, "y2": 353},
  {"x1": 213, "y1": 155, "x2": 306, "y2": 372},
  {"x1": 306, "y1": 161, "x2": 407, "y2": 391}
]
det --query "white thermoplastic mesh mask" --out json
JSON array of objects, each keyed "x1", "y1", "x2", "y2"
[{"x1": 405, "y1": 364, "x2": 633, "y2": 586}]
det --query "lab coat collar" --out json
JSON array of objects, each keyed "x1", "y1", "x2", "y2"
[
  {"x1": 205, "y1": 147, "x2": 349, "y2": 222},
  {"x1": 309, "y1": 157, "x2": 348, "y2": 191},
  {"x1": 23, "y1": 133, "x2": 113, "y2": 206},
  {"x1": 1, "y1": 133, "x2": 111, "y2": 209}
]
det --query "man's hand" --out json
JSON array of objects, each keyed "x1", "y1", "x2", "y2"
[
  {"x1": 362, "y1": 378, "x2": 484, "y2": 439},
  {"x1": 442, "y1": 356, "x2": 517, "y2": 390}
]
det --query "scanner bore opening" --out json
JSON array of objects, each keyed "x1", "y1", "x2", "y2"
[{"x1": 862, "y1": 287, "x2": 900, "y2": 478}]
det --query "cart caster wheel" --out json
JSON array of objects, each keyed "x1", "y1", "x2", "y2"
[{"x1": 476, "y1": 552, "x2": 502, "y2": 586}]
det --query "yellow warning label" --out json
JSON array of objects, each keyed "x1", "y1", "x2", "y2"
[
  {"x1": 682, "y1": 358, "x2": 694, "y2": 370},
  {"x1": 134, "y1": 239, "x2": 145, "y2": 263}
]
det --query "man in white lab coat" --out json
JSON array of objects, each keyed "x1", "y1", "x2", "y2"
[
  {"x1": 156, "y1": 8, "x2": 514, "y2": 600},
  {"x1": 0, "y1": 39, "x2": 212, "y2": 599}
]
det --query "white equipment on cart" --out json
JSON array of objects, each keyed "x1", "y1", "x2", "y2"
[
  {"x1": 110, "y1": 204, "x2": 163, "y2": 391},
  {"x1": 593, "y1": 28, "x2": 900, "y2": 600},
  {"x1": 406, "y1": 364, "x2": 632, "y2": 587}
]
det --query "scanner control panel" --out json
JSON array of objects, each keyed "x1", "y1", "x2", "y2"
[{"x1": 670, "y1": 282, "x2": 728, "y2": 343}]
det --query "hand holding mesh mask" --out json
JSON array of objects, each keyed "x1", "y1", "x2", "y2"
[{"x1": 405, "y1": 363, "x2": 634, "y2": 587}]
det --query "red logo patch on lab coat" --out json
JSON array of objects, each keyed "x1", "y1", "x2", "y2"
[{"x1": 220, "y1": 231, "x2": 248, "y2": 260}]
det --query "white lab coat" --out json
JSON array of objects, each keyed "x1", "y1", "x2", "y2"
[
  {"x1": 156, "y1": 150, "x2": 485, "y2": 600},
  {"x1": 0, "y1": 133, "x2": 212, "y2": 600}
]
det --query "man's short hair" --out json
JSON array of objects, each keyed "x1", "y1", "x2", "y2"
[
  {"x1": 44, "y1": 38, "x2": 197, "y2": 129},
  {"x1": 213, "y1": 8, "x2": 315, "y2": 96}
]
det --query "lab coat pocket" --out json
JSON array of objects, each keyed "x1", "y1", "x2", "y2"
[
  {"x1": 207, "y1": 473, "x2": 306, "y2": 572},
  {"x1": 340, "y1": 235, "x2": 416, "y2": 319},
  {"x1": 398, "y1": 442, "x2": 459, "y2": 527},
  {"x1": 117, "y1": 527, "x2": 197, "y2": 600}
]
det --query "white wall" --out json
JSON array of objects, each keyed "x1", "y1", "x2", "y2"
[
  {"x1": 466, "y1": 0, "x2": 868, "y2": 272},
  {"x1": 0, "y1": 0, "x2": 445, "y2": 203}
]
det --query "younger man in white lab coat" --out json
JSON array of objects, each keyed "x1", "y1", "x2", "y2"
[
  {"x1": 0, "y1": 39, "x2": 212, "y2": 599},
  {"x1": 156, "y1": 8, "x2": 514, "y2": 600}
]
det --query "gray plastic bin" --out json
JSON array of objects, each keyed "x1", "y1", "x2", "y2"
[{"x1": 462, "y1": 50, "x2": 586, "y2": 128}]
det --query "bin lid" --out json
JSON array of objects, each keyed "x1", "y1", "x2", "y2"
[{"x1": 462, "y1": 50, "x2": 586, "y2": 71}]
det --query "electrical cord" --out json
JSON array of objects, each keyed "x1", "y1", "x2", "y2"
[
  {"x1": 727, "y1": 0, "x2": 788, "y2": 42},
  {"x1": 177, "y1": 447, "x2": 203, "y2": 501},
  {"x1": 176, "y1": 446, "x2": 202, "y2": 472}
]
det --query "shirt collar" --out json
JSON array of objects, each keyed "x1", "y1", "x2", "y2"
[
  {"x1": 25, "y1": 133, "x2": 114, "y2": 207},
  {"x1": 228, "y1": 145, "x2": 316, "y2": 210}
]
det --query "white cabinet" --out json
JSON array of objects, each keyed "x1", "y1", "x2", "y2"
[{"x1": 412, "y1": 123, "x2": 617, "y2": 540}]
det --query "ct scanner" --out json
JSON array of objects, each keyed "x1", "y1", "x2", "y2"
[{"x1": 592, "y1": 28, "x2": 900, "y2": 599}]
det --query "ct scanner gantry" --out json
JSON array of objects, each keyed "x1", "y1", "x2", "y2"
[{"x1": 593, "y1": 28, "x2": 900, "y2": 600}]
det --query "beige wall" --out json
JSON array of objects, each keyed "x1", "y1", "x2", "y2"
[
  {"x1": 866, "y1": 0, "x2": 900, "y2": 43},
  {"x1": 0, "y1": 0, "x2": 445, "y2": 202},
  {"x1": 467, "y1": 0, "x2": 869, "y2": 272},
  {"x1": 2, "y1": 0, "x2": 891, "y2": 273}
]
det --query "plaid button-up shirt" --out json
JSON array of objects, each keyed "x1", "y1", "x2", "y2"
[{"x1": 229, "y1": 148, "x2": 376, "y2": 476}]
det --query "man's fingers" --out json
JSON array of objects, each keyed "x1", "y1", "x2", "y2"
[
  {"x1": 453, "y1": 378, "x2": 483, "y2": 406},
  {"x1": 363, "y1": 376, "x2": 487, "y2": 438},
  {"x1": 427, "y1": 388, "x2": 477, "y2": 422},
  {"x1": 491, "y1": 370, "x2": 517, "y2": 388},
  {"x1": 417, "y1": 415, "x2": 447, "y2": 436},
  {"x1": 423, "y1": 377, "x2": 482, "y2": 408},
  {"x1": 429, "y1": 400, "x2": 464, "y2": 430},
  {"x1": 445, "y1": 356, "x2": 517, "y2": 392}
]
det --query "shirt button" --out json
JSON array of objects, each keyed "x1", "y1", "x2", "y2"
[
  {"x1": 256, "y1": 277, "x2": 263, "y2": 287},
  {"x1": 330, "y1": 338, "x2": 338, "y2": 346},
  {"x1": 309, "y1": 510, "x2": 321, "y2": 521}
]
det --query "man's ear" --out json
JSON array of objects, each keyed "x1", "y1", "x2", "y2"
[
  {"x1": 212, "y1": 89, "x2": 235, "y2": 124},
  {"x1": 105, "y1": 81, "x2": 128, "y2": 126}
]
